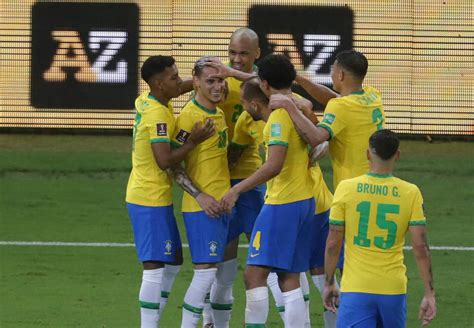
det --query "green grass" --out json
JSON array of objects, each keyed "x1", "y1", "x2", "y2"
[{"x1": 1, "y1": 134, "x2": 473, "y2": 327}]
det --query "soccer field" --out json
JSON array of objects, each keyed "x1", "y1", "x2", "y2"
[{"x1": 1, "y1": 134, "x2": 473, "y2": 327}]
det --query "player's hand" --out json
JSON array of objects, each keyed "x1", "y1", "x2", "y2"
[
  {"x1": 268, "y1": 94, "x2": 296, "y2": 112},
  {"x1": 323, "y1": 282, "x2": 340, "y2": 313},
  {"x1": 196, "y1": 193, "x2": 222, "y2": 218},
  {"x1": 310, "y1": 141, "x2": 329, "y2": 165},
  {"x1": 205, "y1": 58, "x2": 232, "y2": 79},
  {"x1": 188, "y1": 119, "x2": 215, "y2": 146},
  {"x1": 418, "y1": 294, "x2": 436, "y2": 326},
  {"x1": 220, "y1": 187, "x2": 240, "y2": 213},
  {"x1": 291, "y1": 95, "x2": 313, "y2": 116}
]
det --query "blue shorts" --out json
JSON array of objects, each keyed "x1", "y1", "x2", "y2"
[
  {"x1": 183, "y1": 211, "x2": 231, "y2": 264},
  {"x1": 338, "y1": 292, "x2": 407, "y2": 328},
  {"x1": 247, "y1": 198, "x2": 315, "y2": 273},
  {"x1": 227, "y1": 179, "x2": 265, "y2": 242},
  {"x1": 127, "y1": 203, "x2": 182, "y2": 263},
  {"x1": 309, "y1": 210, "x2": 344, "y2": 269}
]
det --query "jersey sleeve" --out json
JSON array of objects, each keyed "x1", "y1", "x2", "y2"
[
  {"x1": 231, "y1": 112, "x2": 252, "y2": 148},
  {"x1": 146, "y1": 107, "x2": 173, "y2": 144},
  {"x1": 171, "y1": 110, "x2": 195, "y2": 148},
  {"x1": 267, "y1": 109, "x2": 291, "y2": 147},
  {"x1": 316, "y1": 99, "x2": 346, "y2": 139},
  {"x1": 329, "y1": 181, "x2": 347, "y2": 225},
  {"x1": 409, "y1": 187, "x2": 426, "y2": 225}
]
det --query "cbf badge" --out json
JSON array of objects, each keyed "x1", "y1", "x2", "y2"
[
  {"x1": 164, "y1": 240, "x2": 172, "y2": 255},
  {"x1": 209, "y1": 241, "x2": 218, "y2": 256}
]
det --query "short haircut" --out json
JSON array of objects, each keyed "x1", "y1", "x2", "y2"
[
  {"x1": 141, "y1": 55, "x2": 175, "y2": 83},
  {"x1": 257, "y1": 54, "x2": 296, "y2": 89},
  {"x1": 193, "y1": 56, "x2": 217, "y2": 77},
  {"x1": 369, "y1": 129, "x2": 400, "y2": 160},
  {"x1": 335, "y1": 50, "x2": 368, "y2": 80},
  {"x1": 240, "y1": 76, "x2": 268, "y2": 104}
]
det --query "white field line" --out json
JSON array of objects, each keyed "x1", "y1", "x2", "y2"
[{"x1": 0, "y1": 241, "x2": 473, "y2": 251}]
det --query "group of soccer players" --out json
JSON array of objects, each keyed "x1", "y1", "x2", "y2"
[{"x1": 125, "y1": 27, "x2": 437, "y2": 327}]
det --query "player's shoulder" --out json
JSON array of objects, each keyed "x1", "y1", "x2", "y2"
[
  {"x1": 394, "y1": 177, "x2": 422, "y2": 194},
  {"x1": 363, "y1": 86, "x2": 382, "y2": 96},
  {"x1": 269, "y1": 108, "x2": 292, "y2": 121}
]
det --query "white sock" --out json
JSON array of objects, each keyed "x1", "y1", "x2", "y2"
[
  {"x1": 300, "y1": 273, "x2": 311, "y2": 328},
  {"x1": 245, "y1": 287, "x2": 269, "y2": 325},
  {"x1": 202, "y1": 292, "x2": 213, "y2": 325},
  {"x1": 181, "y1": 268, "x2": 217, "y2": 328},
  {"x1": 139, "y1": 268, "x2": 163, "y2": 328},
  {"x1": 267, "y1": 272, "x2": 285, "y2": 324},
  {"x1": 159, "y1": 265, "x2": 181, "y2": 317},
  {"x1": 312, "y1": 274, "x2": 339, "y2": 328},
  {"x1": 282, "y1": 287, "x2": 306, "y2": 328},
  {"x1": 210, "y1": 259, "x2": 238, "y2": 328}
]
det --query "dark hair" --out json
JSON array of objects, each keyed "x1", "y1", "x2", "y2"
[
  {"x1": 141, "y1": 55, "x2": 175, "y2": 83},
  {"x1": 335, "y1": 50, "x2": 368, "y2": 80},
  {"x1": 369, "y1": 129, "x2": 400, "y2": 160},
  {"x1": 193, "y1": 56, "x2": 217, "y2": 77},
  {"x1": 257, "y1": 54, "x2": 296, "y2": 89},
  {"x1": 240, "y1": 76, "x2": 268, "y2": 104}
]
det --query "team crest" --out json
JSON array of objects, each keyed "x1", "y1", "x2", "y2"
[
  {"x1": 157, "y1": 123, "x2": 167, "y2": 136},
  {"x1": 164, "y1": 240, "x2": 172, "y2": 255},
  {"x1": 209, "y1": 241, "x2": 218, "y2": 256},
  {"x1": 270, "y1": 123, "x2": 281, "y2": 137},
  {"x1": 322, "y1": 113, "x2": 336, "y2": 125}
]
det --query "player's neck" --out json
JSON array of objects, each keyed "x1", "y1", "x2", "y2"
[
  {"x1": 149, "y1": 90, "x2": 170, "y2": 106},
  {"x1": 339, "y1": 84, "x2": 363, "y2": 97},
  {"x1": 194, "y1": 93, "x2": 216, "y2": 111},
  {"x1": 369, "y1": 163, "x2": 394, "y2": 176},
  {"x1": 269, "y1": 87, "x2": 292, "y2": 96}
]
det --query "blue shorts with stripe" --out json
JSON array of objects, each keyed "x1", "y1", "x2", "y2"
[
  {"x1": 227, "y1": 179, "x2": 265, "y2": 242},
  {"x1": 183, "y1": 211, "x2": 232, "y2": 264},
  {"x1": 127, "y1": 203, "x2": 182, "y2": 263},
  {"x1": 338, "y1": 292, "x2": 407, "y2": 328},
  {"x1": 247, "y1": 198, "x2": 315, "y2": 273},
  {"x1": 309, "y1": 210, "x2": 344, "y2": 269}
]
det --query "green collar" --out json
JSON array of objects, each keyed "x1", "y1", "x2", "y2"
[
  {"x1": 147, "y1": 93, "x2": 167, "y2": 107},
  {"x1": 192, "y1": 98, "x2": 216, "y2": 114},
  {"x1": 367, "y1": 172, "x2": 393, "y2": 178},
  {"x1": 351, "y1": 90, "x2": 365, "y2": 95}
]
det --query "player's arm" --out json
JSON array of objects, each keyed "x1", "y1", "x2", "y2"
[
  {"x1": 178, "y1": 78, "x2": 194, "y2": 95},
  {"x1": 295, "y1": 74, "x2": 338, "y2": 106},
  {"x1": 221, "y1": 144, "x2": 286, "y2": 212},
  {"x1": 205, "y1": 58, "x2": 257, "y2": 81},
  {"x1": 152, "y1": 119, "x2": 215, "y2": 170},
  {"x1": 269, "y1": 94, "x2": 329, "y2": 147},
  {"x1": 410, "y1": 225, "x2": 436, "y2": 326},
  {"x1": 323, "y1": 224, "x2": 344, "y2": 313},
  {"x1": 227, "y1": 143, "x2": 245, "y2": 171}
]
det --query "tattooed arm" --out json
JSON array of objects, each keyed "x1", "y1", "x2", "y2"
[
  {"x1": 168, "y1": 164, "x2": 222, "y2": 218},
  {"x1": 227, "y1": 143, "x2": 245, "y2": 171},
  {"x1": 410, "y1": 225, "x2": 436, "y2": 326}
]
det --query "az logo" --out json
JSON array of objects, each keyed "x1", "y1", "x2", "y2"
[{"x1": 31, "y1": 2, "x2": 139, "y2": 109}]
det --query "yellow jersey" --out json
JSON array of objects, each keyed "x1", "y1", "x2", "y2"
[
  {"x1": 263, "y1": 108, "x2": 313, "y2": 205},
  {"x1": 317, "y1": 86, "x2": 385, "y2": 189},
  {"x1": 126, "y1": 92, "x2": 175, "y2": 206},
  {"x1": 172, "y1": 98, "x2": 230, "y2": 212},
  {"x1": 310, "y1": 164, "x2": 333, "y2": 214},
  {"x1": 330, "y1": 173, "x2": 426, "y2": 295},
  {"x1": 230, "y1": 110, "x2": 266, "y2": 179}
]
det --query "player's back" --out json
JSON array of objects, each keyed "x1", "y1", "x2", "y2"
[
  {"x1": 263, "y1": 108, "x2": 312, "y2": 204},
  {"x1": 126, "y1": 92, "x2": 174, "y2": 206},
  {"x1": 331, "y1": 173, "x2": 425, "y2": 295},
  {"x1": 318, "y1": 86, "x2": 385, "y2": 188},
  {"x1": 173, "y1": 99, "x2": 230, "y2": 212}
]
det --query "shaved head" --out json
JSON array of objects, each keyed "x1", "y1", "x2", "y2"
[
  {"x1": 228, "y1": 27, "x2": 260, "y2": 73},
  {"x1": 230, "y1": 27, "x2": 259, "y2": 48}
]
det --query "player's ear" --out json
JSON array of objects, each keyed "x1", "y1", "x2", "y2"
[
  {"x1": 366, "y1": 148, "x2": 371, "y2": 161},
  {"x1": 395, "y1": 149, "x2": 401, "y2": 161},
  {"x1": 255, "y1": 47, "x2": 261, "y2": 60},
  {"x1": 192, "y1": 74, "x2": 200, "y2": 89}
]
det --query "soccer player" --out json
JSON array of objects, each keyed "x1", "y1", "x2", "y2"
[
  {"x1": 200, "y1": 28, "x2": 262, "y2": 328},
  {"x1": 278, "y1": 49, "x2": 385, "y2": 189},
  {"x1": 126, "y1": 55, "x2": 215, "y2": 328},
  {"x1": 324, "y1": 129, "x2": 436, "y2": 327},
  {"x1": 221, "y1": 54, "x2": 314, "y2": 328},
  {"x1": 172, "y1": 56, "x2": 232, "y2": 328}
]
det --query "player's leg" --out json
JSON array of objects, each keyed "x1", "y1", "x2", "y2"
[
  {"x1": 267, "y1": 272, "x2": 286, "y2": 323},
  {"x1": 376, "y1": 294, "x2": 407, "y2": 328},
  {"x1": 158, "y1": 247, "x2": 183, "y2": 317},
  {"x1": 276, "y1": 272, "x2": 306, "y2": 328},
  {"x1": 181, "y1": 211, "x2": 230, "y2": 328},
  {"x1": 128, "y1": 203, "x2": 180, "y2": 328},
  {"x1": 244, "y1": 265, "x2": 272, "y2": 327},
  {"x1": 337, "y1": 292, "x2": 378, "y2": 328},
  {"x1": 309, "y1": 210, "x2": 343, "y2": 328}
]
